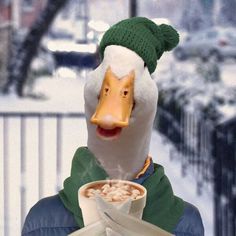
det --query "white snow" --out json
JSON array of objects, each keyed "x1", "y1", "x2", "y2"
[
  {"x1": 154, "y1": 54, "x2": 236, "y2": 124},
  {"x1": 0, "y1": 68, "x2": 86, "y2": 113},
  {"x1": 171, "y1": 56, "x2": 236, "y2": 88}
]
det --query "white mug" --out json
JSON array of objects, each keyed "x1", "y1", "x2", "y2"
[{"x1": 78, "y1": 179, "x2": 147, "y2": 226}]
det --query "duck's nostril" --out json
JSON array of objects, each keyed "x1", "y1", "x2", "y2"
[{"x1": 99, "y1": 115, "x2": 117, "y2": 129}]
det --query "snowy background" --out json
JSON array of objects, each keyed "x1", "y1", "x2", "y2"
[{"x1": 1, "y1": 0, "x2": 236, "y2": 236}]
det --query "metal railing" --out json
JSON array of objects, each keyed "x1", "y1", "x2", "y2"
[
  {"x1": 0, "y1": 111, "x2": 85, "y2": 236},
  {"x1": 213, "y1": 117, "x2": 236, "y2": 236},
  {"x1": 1, "y1": 108, "x2": 235, "y2": 236},
  {"x1": 156, "y1": 107, "x2": 214, "y2": 194},
  {"x1": 155, "y1": 105, "x2": 236, "y2": 236}
]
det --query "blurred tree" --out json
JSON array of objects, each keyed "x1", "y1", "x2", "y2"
[
  {"x1": 3, "y1": 0, "x2": 70, "y2": 97},
  {"x1": 218, "y1": 0, "x2": 236, "y2": 26}
]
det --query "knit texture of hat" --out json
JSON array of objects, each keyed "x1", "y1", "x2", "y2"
[{"x1": 99, "y1": 17, "x2": 179, "y2": 74}]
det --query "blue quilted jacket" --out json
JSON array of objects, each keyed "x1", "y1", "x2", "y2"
[
  {"x1": 22, "y1": 194, "x2": 204, "y2": 236},
  {"x1": 22, "y1": 159, "x2": 204, "y2": 236}
]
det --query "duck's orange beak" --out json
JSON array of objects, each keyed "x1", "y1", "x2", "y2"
[{"x1": 90, "y1": 67, "x2": 135, "y2": 140}]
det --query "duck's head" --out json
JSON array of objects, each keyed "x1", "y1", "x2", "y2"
[
  {"x1": 84, "y1": 18, "x2": 179, "y2": 179},
  {"x1": 90, "y1": 65, "x2": 135, "y2": 139},
  {"x1": 85, "y1": 45, "x2": 157, "y2": 141},
  {"x1": 85, "y1": 17, "x2": 179, "y2": 141}
]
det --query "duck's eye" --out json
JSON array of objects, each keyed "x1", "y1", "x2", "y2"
[
  {"x1": 122, "y1": 89, "x2": 129, "y2": 97},
  {"x1": 104, "y1": 87, "x2": 109, "y2": 95}
]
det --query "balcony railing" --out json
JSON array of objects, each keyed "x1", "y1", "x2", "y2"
[
  {"x1": 155, "y1": 105, "x2": 236, "y2": 236},
  {"x1": 0, "y1": 111, "x2": 85, "y2": 236}
]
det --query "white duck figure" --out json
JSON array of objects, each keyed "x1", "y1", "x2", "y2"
[
  {"x1": 77, "y1": 16, "x2": 182, "y2": 235},
  {"x1": 84, "y1": 45, "x2": 158, "y2": 180},
  {"x1": 78, "y1": 18, "x2": 189, "y2": 236},
  {"x1": 83, "y1": 16, "x2": 179, "y2": 182},
  {"x1": 22, "y1": 17, "x2": 204, "y2": 236},
  {"x1": 73, "y1": 18, "x2": 204, "y2": 236}
]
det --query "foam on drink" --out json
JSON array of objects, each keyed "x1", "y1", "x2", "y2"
[
  {"x1": 84, "y1": 181, "x2": 144, "y2": 202},
  {"x1": 78, "y1": 180, "x2": 147, "y2": 226}
]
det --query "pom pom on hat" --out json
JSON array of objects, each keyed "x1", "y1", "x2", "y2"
[
  {"x1": 99, "y1": 17, "x2": 179, "y2": 74},
  {"x1": 159, "y1": 24, "x2": 179, "y2": 51}
]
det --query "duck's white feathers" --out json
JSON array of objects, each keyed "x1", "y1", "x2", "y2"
[{"x1": 84, "y1": 45, "x2": 158, "y2": 180}]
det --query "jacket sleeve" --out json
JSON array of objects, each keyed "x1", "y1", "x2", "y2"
[
  {"x1": 173, "y1": 202, "x2": 204, "y2": 236},
  {"x1": 22, "y1": 195, "x2": 79, "y2": 236},
  {"x1": 22, "y1": 227, "x2": 79, "y2": 236}
]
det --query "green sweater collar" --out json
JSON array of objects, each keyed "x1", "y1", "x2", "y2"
[{"x1": 59, "y1": 147, "x2": 185, "y2": 233}]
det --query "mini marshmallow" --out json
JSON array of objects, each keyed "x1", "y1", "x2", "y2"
[{"x1": 85, "y1": 182, "x2": 142, "y2": 202}]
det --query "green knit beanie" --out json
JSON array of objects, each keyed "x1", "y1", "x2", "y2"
[{"x1": 99, "y1": 17, "x2": 179, "y2": 74}]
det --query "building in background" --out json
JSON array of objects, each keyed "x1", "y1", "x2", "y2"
[
  {"x1": 0, "y1": 0, "x2": 46, "y2": 29},
  {"x1": 0, "y1": 0, "x2": 46, "y2": 88},
  {"x1": 0, "y1": 0, "x2": 11, "y2": 88}
]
